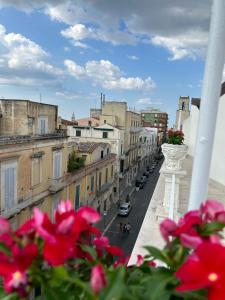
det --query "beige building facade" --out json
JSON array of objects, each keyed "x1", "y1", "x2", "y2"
[{"x1": 0, "y1": 99, "x2": 116, "y2": 229}]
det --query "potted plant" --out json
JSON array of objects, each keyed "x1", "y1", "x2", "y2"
[{"x1": 162, "y1": 129, "x2": 188, "y2": 171}]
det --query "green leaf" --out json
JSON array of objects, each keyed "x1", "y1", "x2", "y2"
[
  {"x1": 80, "y1": 244, "x2": 97, "y2": 261},
  {"x1": 144, "y1": 246, "x2": 169, "y2": 264},
  {"x1": 0, "y1": 243, "x2": 11, "y2": 256},
  {"x1": 200, "y1": 221, "x2": 225, "y2": 236},
  {"x1": 100, "y1": 267, "x2": 125, "y2": 300}
]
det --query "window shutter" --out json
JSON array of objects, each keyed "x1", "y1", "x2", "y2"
[
  {"x1": 53, "y1": 152, "x2": 61, "y2": 179},
  {"x1": 4, "y1": 167, "x2": 15, "y2": 210}
]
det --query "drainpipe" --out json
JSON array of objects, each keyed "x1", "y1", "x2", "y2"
[{"x1": 188, "y1": 0, "x2": 225, "y2": 210}]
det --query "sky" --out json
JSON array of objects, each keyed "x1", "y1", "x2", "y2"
[{"x1": 0, "y1": 0, "x2": 220, "y2": 126}]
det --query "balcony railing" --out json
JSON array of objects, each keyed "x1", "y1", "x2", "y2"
[
  {"x1": 96, "y1": 182, "x2": 113, "y2": 196},
  {"x1": 49, "y1": 177, "x2": 65, "y2": 193},
  {"x1": 0, "y1": 132, "x2": 67, "y2": 145}
]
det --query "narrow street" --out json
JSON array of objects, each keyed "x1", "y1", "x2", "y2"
[{"x1": 103, "y1": 159, "x2": 163, "y2": 257}]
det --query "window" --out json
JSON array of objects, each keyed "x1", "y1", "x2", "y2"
[
  {"x1": 98, "y1": 172, "x2": 102, "y2": 188},
  {"x1": 75, "y1": 185, "x2": 80, "y2": 209},
  {"x1": 32, "y1": 158, "x2": 41, "y2": 186},
  {"x1": 52, "y1": 192, "x2": 61, "y2": 218},
  {"x1": 104, "y1": 120, "x2": 106, "y2": 124},
  {"x1": 53, "y1": 151, "x2": 62, "y2": 179},
  {"x1": 120, "y1": 144, "x2": 123, "y2": 155},
  {"x1": 38, "y1": 116, "x2": 48, "y2": 134},
  {"x1": 28, "y1": 117, "x2": 34, "y2": 134},
  {"x1": 111, "y1": 165, "x2": 114, "y2": 177},
  {"x1": 102, "y1": 132, "x2": 108, "y2": 138},
  {"x1": 1, "y1": 160, "x2": 17, "y2": 210},
  {"x1": 91, "y1": 176, "x2": 94, "y2": 192},
  {"x1": 105, "y1": 168, "x2": 108, "y2": 183},
  {"x1": 101, "y1": 150, "x2": 104, "y2": 159},
  {"x1": 76, "y1": 130, "x2": 81, "y2": 137},
  {"x1": 107, "y1": 148, "x2": 109, "y2": 154}
]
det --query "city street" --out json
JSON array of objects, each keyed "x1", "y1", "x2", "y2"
[{"x1": 104, "y1": 159, "x2": 163, "y2": 257}]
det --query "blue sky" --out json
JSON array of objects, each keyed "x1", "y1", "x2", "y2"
[{"x1": 0, "y1": 0, "x2": 215, "y2": 126}]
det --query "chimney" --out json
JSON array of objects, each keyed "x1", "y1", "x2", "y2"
[{"x1": 100, "y1": 93, "x2": 103, "y2": 109}]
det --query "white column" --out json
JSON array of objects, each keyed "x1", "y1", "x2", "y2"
[{"x1": 188, "y1": 0, "x2": 225, "y2": 210}]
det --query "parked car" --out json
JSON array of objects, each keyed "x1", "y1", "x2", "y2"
[
  {"x1": 141, "y1": 175, "x2": 147, "y2": 185},
  {"x1": 143, "y1": 171, "x2": 149, "y2": 178},
  {"x1": 118, "y1": 202, "x2": 132, "y2": 216}
]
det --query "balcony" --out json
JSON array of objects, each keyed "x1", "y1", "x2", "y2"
[
  {"x1": 130, "y1": 127, "x2": 142, "y2": 133},
  {"x1": 96, "y1": 182, "x2": 113, "y2": 196},
  {"x1": 49, "y1": 177, "x2": 65, "y2": 193}
]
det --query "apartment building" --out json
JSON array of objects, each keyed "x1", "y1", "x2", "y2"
[
  {"x1": 141, "y1": 108, "x2": 168, "y2": 144},
  {"x1": 66, "y1": 142, "x2": 116, "y2": 212},
  {"x1": 97, "y1": 101, "x2": 143, "y2": 200},
  {"x1": 138, "y1": 128, "x2": 158, "y2": 170},
  {"x1": 0, "y1": 99, "x2": 116, "y2": 228},
  {"x1": 0, "y1": 99, "x2": 68, "y2": 227},
  {"x1": 67, "y1": 122, "x2": 123, "y2": 202},
  {"x1": 0, "y1": 99, "x2": 57, "y2": 136}
]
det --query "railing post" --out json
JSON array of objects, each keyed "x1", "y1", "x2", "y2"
[{"x1": 188, "y1": 0, "x2": 225, "y2": 210}]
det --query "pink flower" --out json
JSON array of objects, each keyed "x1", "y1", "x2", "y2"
[
  {"x1": 180, "y1": 233, "x2": 203, "y2": 249},
  {"x1": 0, "y1": 217, "x2": 10, "y2": 235},
  {"x1": 0, "y1": 243, "x2": 38, "y2": 294},
  {"x1": 77, "y1": 206, "x2": 100, "y2": 224},
  {"x1": 148, "y1": 261, "x2": 156, "y2": 267},
  {"x1": 57, "y1": 200, "x2": 73, "y2": 214},
  {"x1": 106, "y1": 245, "x2": 124, "y2": 257},
  {"x1": 91, "y1": 264, "x2": 107, "y2": 294},
  {"x1": 136, "y1": 255, "x2": 144, "y2": 266},
  {"x1": 175, "y1": 210, "x2": 202, "y2": 236},
  {"x1": 200, "y1": 199, "x2": 224, "y2": 221},
  {"x1": 160, "y1": 218, "x2": 177, "y2": 242},
  {"x1": 176, "y1": 242, "x2": 225, "y2": 300},
  {"x1": 113, "y1": 255, "x2": 130, "y2": 268}
]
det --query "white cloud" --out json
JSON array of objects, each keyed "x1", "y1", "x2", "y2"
[
  {"x1": 64, "y1": 46, "x2": 71, "y2": 52},
  {"x1": 64, "y1": 59, "x2": 155, "y2": 91},
  {"x1": 0, "y1": 0, "x2": 211, "y2": 60},
  {"x1": 151, "y1": 30, "x2": 208, "y2": 60},
  {"x1": 64, "y1": 60, "x2": 86, "y2": 79},
  {"x1": 127, "y1": 55, "x2": 139, "y2": 60},
  {"x1": 0, "y1": 24, "x2": 63, "y2": 86},
  {"x1": 61, "y1": 23, "x2": 137, "y2": 46},
  {"x1": 136, "y1": 97, "x2": 162, "y2": 105}
]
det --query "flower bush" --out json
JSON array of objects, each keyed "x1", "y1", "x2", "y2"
[
  {"x1": 0, "y1": 199, "x2": 225, "y2": 299},
  {"x1": 167, "y1": 129, "x2": 184, "y2": 145}
]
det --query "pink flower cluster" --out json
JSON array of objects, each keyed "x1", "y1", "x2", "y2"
[
  {"x1": 160, "y1": 199, "x2": 225, "y2": 300},
  {"x1": 0, "y1": 201, "x2": 125, "y2": 296}
]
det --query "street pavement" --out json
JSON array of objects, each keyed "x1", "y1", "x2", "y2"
[{"x1": 102, "y1": 159, "x2": 163, "y2": 257}]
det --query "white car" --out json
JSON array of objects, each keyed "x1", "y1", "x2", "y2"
[{"x1": 118, "y1": 202, "x2": 132, "y2": 216}]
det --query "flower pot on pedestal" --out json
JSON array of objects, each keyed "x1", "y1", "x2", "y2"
[{"x1": 158, "y1": 143, "x2": 188, "y2": 217}]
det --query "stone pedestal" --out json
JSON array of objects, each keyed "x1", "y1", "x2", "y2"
[{"x1": 157, "y1": 143, "x2": 188, "y2": 219}]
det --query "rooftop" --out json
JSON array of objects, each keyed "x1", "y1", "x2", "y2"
[
  {"x1": 76, "y1": 117, "x2": 100, "y2": 127},
  {"x1": 0, "y1": 98, "x2": 57, "y2": 108}
]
